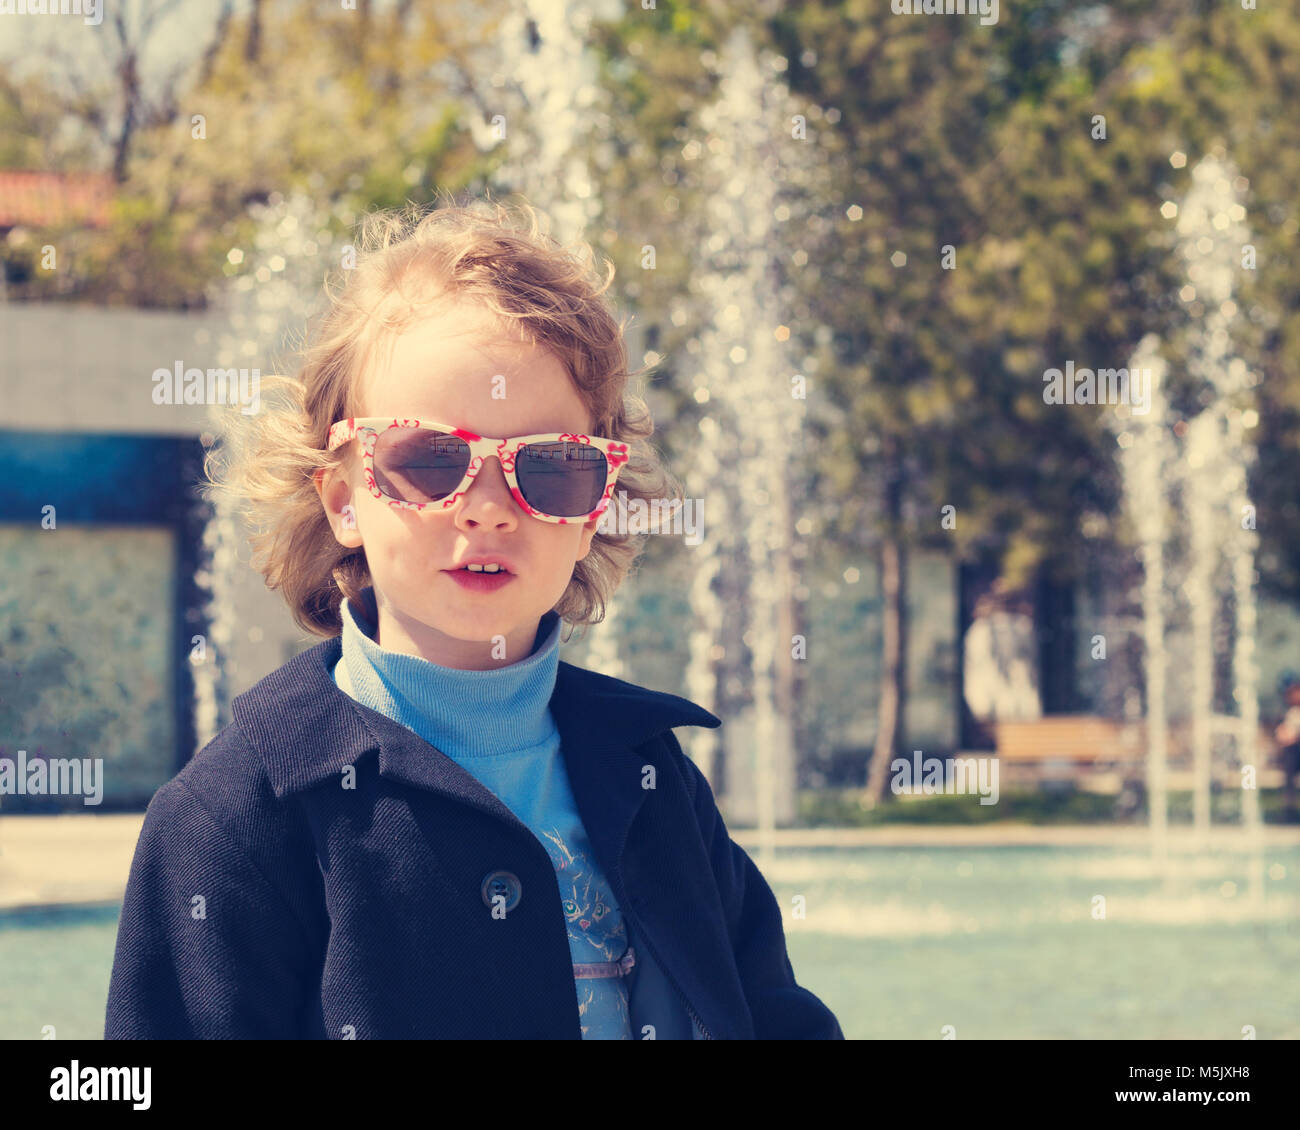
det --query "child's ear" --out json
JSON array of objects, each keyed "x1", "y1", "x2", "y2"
[
  {"x1": 574, "y1": 514, "x2": 601, "y2": 562},
  {"x1": 315, "y1": 466, "x2": 364, "y2": 549}
]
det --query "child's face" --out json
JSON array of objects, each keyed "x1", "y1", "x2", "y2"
[{"x1": 316, "y1": 299, "x2": 602, "y2": 669}]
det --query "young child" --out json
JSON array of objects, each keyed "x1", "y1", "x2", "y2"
[{"x1": 104, "y1": 197, "x2": 843, "y2": 1040}]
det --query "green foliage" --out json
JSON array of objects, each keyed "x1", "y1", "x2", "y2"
[
  {"x1": 798, "y1": 785, "x2": 1118, "y2": 826},
  {"x1": 797, "y1": 785, "x2": 1300, "y2": 827},
  {"x1": 3, "y1": 0, "x2": 490, "y2": 307}
]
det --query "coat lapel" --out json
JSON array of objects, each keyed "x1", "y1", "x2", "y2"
[
  {"x1": 236, "y1": 637, "x2": 720, "y2": 808},
  {"x1": 234, "y1": 636, "x2": 559, "y2": 840},
  {"x1": 234, "y1": 635, "x2": 723, "y2": 885},
  {"x1": 547, "y1": 660, "x2": 721, "y2": 900}
]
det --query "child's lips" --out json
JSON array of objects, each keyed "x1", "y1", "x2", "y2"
[{"x1": 444, "y1": 568, "x2": 516, "y2": 593}]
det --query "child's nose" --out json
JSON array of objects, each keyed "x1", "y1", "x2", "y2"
[{"x1": 459, "y1": 455, "x2": 517, "y2": 522}]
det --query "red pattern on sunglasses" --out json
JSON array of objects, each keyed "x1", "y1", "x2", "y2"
[{"x1": 328, "y1": 417, "x2": 630, "y2": 524}]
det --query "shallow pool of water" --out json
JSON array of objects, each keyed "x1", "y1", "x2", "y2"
[{"x1": 2, "y1": 845, "x2": 1295, "y2": 1039}]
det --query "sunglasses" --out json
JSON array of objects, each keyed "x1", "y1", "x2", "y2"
[{"x1": 327, "y1": 417, "x2": 631, "y2": 524}]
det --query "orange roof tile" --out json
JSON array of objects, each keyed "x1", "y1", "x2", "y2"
[{"x1": 0, "y1": 171, "x2": 113, "y2": 228}]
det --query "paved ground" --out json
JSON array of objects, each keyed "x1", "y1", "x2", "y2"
[
  {"x1": 2, "y1": 813, "x2": 1297, "y2": 912},
  {"x1": 0, "y1": 815, "x2": 145, "y2": 912}
]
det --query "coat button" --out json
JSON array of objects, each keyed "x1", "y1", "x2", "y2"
[{"x1": 481, "y1": 870, "x2": 522, "y2": 912}]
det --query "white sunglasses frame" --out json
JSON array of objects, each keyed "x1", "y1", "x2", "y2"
[{"x1": 326, "y1": 416, "x2": 631, "y2": 525}]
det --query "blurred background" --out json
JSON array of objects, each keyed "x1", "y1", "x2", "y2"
[{"x1": 1, "y1": 0, "x2": 1299, "y2": 1039}]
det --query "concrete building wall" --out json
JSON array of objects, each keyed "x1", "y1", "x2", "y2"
[{"x1": 1, "y1": 302, "x2": 309, "y2": 752}]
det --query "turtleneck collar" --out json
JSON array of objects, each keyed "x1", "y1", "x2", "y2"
[{"x1": 333, "y1": 586, "x2": 563, "y2": 758}]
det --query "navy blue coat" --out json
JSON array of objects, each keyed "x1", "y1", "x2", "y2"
[{"x1": 104, "y1": 635, "x2": 844, "y2": 1039}]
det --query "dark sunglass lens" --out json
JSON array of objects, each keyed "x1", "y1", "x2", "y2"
[
  {"x1": 516, "y1": 442, "x2": 608, "y2": 517},
  {"x1": 373, "y1": 430, "x2": 470, "y2": 503}
]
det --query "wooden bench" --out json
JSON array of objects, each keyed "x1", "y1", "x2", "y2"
[
  {"x1": 993, "y1": 715, "x2": 1285, "y2": 784},
  {"x1": 994, "y1": 716, "x2": 1146, "y2": 765}
]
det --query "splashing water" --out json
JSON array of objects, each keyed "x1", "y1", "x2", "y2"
[
  {"x1": 1113, "y1": 334, "x2": 1174, "y2": 866},
  {"x1": 685, "y1": 25, "x2": 807, "y2": 857},
  {"x1": 194, "y1": 190, "x2": 339, "y2": 748},
  {"x1": 489, "y1": 0, "x2": 627, "y2": 678},
  {"x1": 1114, "y1": 154, "x2": 1263, "y2": 897},
  {"x1": 1174, "y1": 154, "x2": 1263, "y2": 895}
]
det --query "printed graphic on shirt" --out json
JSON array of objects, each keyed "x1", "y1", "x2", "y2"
[{"x1": 538, "y1": 826, "x2": 631, "y2": 1039}]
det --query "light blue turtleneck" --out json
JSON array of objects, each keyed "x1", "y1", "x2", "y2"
[
  {"x1": 332, "y1": 593, "x2": 563, "y2": 760},
  {"x1": 329, "y1": 588, "x2": 635, "y2": 1039}
]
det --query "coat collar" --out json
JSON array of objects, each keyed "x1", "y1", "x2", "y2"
[{"x1": 231, "y1": 634, "x2": 721, "y2": 802}]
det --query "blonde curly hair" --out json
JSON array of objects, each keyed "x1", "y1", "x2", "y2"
[{"x1": 202, "y1": 193, "x2": 681, "y2": 640}]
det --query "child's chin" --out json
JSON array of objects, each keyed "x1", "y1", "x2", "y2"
[{"x1": 436, "y1": 608, "x2": 519, "y2": 640}]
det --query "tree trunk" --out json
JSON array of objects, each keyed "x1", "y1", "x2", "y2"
[
  {"x1": 198, "y1": 1, "x2": 234, "y2": 86},
  {"x1": 245, "y1": 0, "x2": 263, "y2": 64},
  {"x1": 864, "y1": 459, "x2": 908, "y2": 807},
  {"x1": 112, "y1": 50, "x2": 139, "y2": 183}
]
